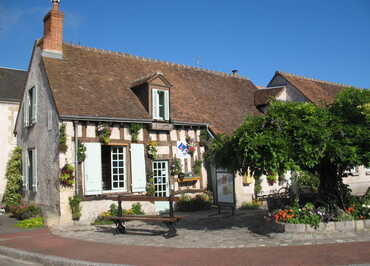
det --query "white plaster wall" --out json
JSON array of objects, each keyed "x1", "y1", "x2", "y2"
[
  {"x1": 0, "y1": 102, "x2": 19, "y2": 201},
  {"x1": 78, "y1": 200, "x2": 156, "y2": 225}
]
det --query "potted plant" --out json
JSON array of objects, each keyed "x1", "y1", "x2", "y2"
[
  {"x1": 186, "y1": 136, "x2": 195, "y2": 156},
  {"x1": 60, "y1": 164, "x2": 75, "y2": 187},
  {"x1": 170, "y1": 158, "x2": 182, "y2": 176},
  {"x1": 96, "y1": 123, "x2": 112, "y2": 144},
  {"x1": 267, "y1": 174, "x2": 277, "y2": 186}
]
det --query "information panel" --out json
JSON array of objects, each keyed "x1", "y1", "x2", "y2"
[{"x1": 216, "y1": 170, "x2": 235, "y2": 205}]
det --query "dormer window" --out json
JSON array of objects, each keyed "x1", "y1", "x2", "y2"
[{"x1": 152, "y1": 88, "x2": 169, "y2": 121}]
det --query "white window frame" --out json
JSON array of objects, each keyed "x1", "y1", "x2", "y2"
[
  {"x1": 152, "y1": 161, "x2": 169, "y2": 197},
  {"x1": 110, "y1": 146, "x2": 126, "y2": 191},
  {"x1": 152, "y1": 88, "x2": 169, "y2": 121},
  {"x1": 24, "y1": 86, "x2": 37, "y2": 127}
]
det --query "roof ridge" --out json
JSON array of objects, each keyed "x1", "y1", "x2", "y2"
[
  {"x1": 277, "y1": 70, "x2": 354, "y2": 88},
  {"x1": 0, "y1": 66, "x2": 27, "y2": 72},
  {"x1": 64, "y1": 42, "x2": 251, "y2": 81}
]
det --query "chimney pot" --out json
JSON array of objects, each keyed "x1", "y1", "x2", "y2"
[{"x1": 231, "y1": 69, "x2": 239, "y2": 76}]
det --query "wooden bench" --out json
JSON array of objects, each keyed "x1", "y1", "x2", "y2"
[
  {"x1": 106, "y1": 215, "x2": 183, "y2": 238},
  {"x1": 104, "y1": 195, "x2": 183, "y2": 238}
]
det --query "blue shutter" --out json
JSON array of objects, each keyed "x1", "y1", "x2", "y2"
[
  {"x1": 130, "y1": 144, "x2": 147, "y2": 192},
  {"x1": 84, "y1": 143, "x2": 102, "y2": 195}
]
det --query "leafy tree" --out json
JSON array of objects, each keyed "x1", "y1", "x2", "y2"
[
  {"x1": 3, "y1": 147, "x2": 23, "y2": 208},
  {"x1": 210, "y1": 88, "x2": 370, "y2": 208}
]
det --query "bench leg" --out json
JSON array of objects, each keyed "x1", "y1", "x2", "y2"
[
  {"x1": 113, "y1": 219, "x2": 126, "y2": 235},
  {"x1": 163, "y1": 222, "x2": 177, "y2": 239}
]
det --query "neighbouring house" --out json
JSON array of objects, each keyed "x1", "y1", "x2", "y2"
[
  {"x1": 255, "y1": 71, "x2": 370, "y2": 194},
  {"x1": 0, "y1": 67, "x2": 27, "y2": 201},
  {"x1": 15, "y1": 1, "x2": 262, "y2": 225}
]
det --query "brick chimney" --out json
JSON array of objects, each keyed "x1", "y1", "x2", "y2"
[{"x1": 41, "y1": 0, "x2": 64, "y2": 58}]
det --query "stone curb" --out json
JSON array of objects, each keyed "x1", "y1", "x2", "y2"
[
  {"x1": 272, "y1": 219, "x2": 370, "y2": 233},
  {"x1": 0, "y1": 246, "x2": 131, "y2": 266}
]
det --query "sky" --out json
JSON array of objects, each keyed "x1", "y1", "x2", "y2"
[{"x1": 0, "y1": 0, "x2": 369, "y2": 88}]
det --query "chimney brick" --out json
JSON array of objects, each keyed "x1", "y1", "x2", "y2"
[{"x1": 41, "y1": 1, "x2": 64, "y2": 57}]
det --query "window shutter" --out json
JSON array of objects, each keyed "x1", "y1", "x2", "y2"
[
  {"x1": 23, "y1": 100, "x2": 28, "y2": 128},
  {"x1": 130, "y1": 143, "x2": 147, "y2": 192},
  {"x1": 164, "y1": 90, "x2": 169, "y2": 121},
  {"x1": 84, "y1": 143, "x2": 102, "y2": 195},
  {"x1": 32, "y1": 149, "x2": 37, "y2": 192},
  {"x1": 22, "y1": 150, "x2": 28, "y2": 190},
  {"x1": 47, "y1": 111, "x2": 52, "y2": 131},
  {"x1": 152, "y1": 89, "x2": 158, "y2": 119},
  {"x1": 32, "y1": 87, "x2": 37, "y2": 123}
]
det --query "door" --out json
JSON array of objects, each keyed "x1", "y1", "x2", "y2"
[{"x1": 152, "y1": 161, "x2": 169, "y2": 197}]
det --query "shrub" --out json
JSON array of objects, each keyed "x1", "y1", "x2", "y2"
[
  {"x1": 69, "y1": 196, "x2": 82, "y2": 221},
  {"x1": 77, "y1": 141, "x2": 86, "y2": 163},
  {"x1": 2, "y1": 147, "x2": 23, "y2": 209},
  {"x1": 175, "y1": 193, "x2": 212, "y2": 212},
  {"x1": 146, "y1": 172, "x2": 155, "y2": 196},
  {"x1": 293, "y1": 171, "x2": 320, "y2": 193},
  {"x1": 92, "y1": 203, "x2": 145, "y2": 225},
  {"x1": 240, "y1": 200, "x2": 262, "y2": 210},
  {"x1": 16, "y1": 217, "x2": 44, "y2": 229},
  {"x1": 9, "y1": 203, "x2": 41, "y2": 220},
  {"x1": 254, "y1": 176, "x2": 262, "y2": 197},
  {"x1": 170, "y1": 158, "x2": 182, "y2": 176}
]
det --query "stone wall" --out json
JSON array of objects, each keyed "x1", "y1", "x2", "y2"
[{"x1": 16, "y1": 45, "x2": 61, "y2": 226}]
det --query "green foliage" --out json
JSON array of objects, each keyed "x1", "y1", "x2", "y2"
[
  {"x1": 240, "y1": 200, "x2": 262, "y2": 210},
  {"x1": 9, "y1": 203, "x2": 42, "y2": 220},
  {"x1": 77, "y1": 141, "x2": 86, "y2": 163},
  {"x1": 59, "y1": 123, "x2": 68, "y2": 153},
  {"x1": 130, "y1": 203, "x2": 144, "y2": 215},
  {"x1": 96, "y1": 123, "x2": 111, "y2": 144},
  {"x1": 93, "y1": 203, "x2": 145, "y2": 224},
  {"x1": 266, "y1": 174, "x2": 277, "y2": 185},
  {"x1": 170, "y1": 158, "x2": 182, "y2": 176},
  {"x1": 147, "y1": 141, "x2": 158, "y2": 160},
  {"x1": 193, "y1": 159, "x2": 203, "y2": 176},
  {"x1": 175, "y1": 193, "x2": 212, "y2": 212},
  {"x1": 15, "y1": 217, "x2": 44, "y2": 229},
  {"x1": 146, "y1": 172, "x2": 155, "y2": 196},
  {"x1": 254, "y1": 176, "x2": 262, "y2": 197},
  {"x1": 60, "y1": 164, "x2": 75, "y2": 187},
  {"x1": 3, "y1": 147, "x2": 23, "y2": 209},
  {"x1": 292, "y1": 171, "x2": 320, "y2": 192},
  {"x1": 129, "y1": 123, "x2": 142, "y2": 143},
  {"x1": 69, "y1": 196, "x2": 82, "y2": 220},
  {"x1": 199, "y1": 129, "x2": 210, "y2": 146},
  {"x1": 211, "y1": 88, "x2": 370, "y2": 209}
]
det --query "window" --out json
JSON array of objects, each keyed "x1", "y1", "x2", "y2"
[
  {"x1": 152, "y1": 89, "x2": 169, "y2": 120},
  {"x1": 101, "y1": 145, "x2": 126, "y2": 191},
  {"x1": 152, "y1": 161, "x2": 169, "y2": 197},
  {"x1": 23, "y1": 148, "x2": 37, "y2": 192},
  {"x1": 23, "y1": 86, "x2": 37, "y2": 127}
]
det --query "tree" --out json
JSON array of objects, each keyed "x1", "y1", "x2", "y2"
[{"x1": 211, "y1": 87, "x2": 370, "y2": 208}]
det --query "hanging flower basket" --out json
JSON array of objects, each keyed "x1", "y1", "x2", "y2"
[
  {"x1": 185, "y1": 136, "x2": 195, "y2": 156},
  {"x1": 96, "y1": 124, "x2": 112, "y2": 144},
  {"x1": 147, "y1": 141, "x2": 158, "y2": 160}
]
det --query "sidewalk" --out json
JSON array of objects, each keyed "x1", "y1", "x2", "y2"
[{"x1": 0, "y1": 227, "x2": 369, "y2": 265}]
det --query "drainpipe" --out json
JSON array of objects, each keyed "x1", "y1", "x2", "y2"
[{"x1": 73, "y1": 121, "x2": 79, "y2": 195}]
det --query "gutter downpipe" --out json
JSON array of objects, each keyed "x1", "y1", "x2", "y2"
[{"x1": 73, "y1": 121, "x2": 79, "y2": 196}]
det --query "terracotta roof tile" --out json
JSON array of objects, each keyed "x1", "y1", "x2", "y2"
[{"x1": 42, "y1": 43, "x2": 260, "y2": 134}]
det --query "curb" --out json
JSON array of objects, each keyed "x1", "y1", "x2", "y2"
[{"x1": 0, "y1": 246, "x2": 131, "y2": 266}]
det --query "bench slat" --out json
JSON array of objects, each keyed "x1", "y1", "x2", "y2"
[{"x1": 105, "y1": 215, "x2": 182, "y2": 222}]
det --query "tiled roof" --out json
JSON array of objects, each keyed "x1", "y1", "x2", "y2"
[
  {"x1": 0, "y1": 67, "x2": 27, "y2": 102},
  {"x1": 254, "y1": 86, "x2": 285, "y2": 106},
  {"x1": 275, "y1": 71, "x2": 354, "y2": 104},
  {"x1": 42, "y1": 43, "x2": 261, "y2": 134}
]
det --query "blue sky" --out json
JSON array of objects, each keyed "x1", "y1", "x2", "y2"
[{"x1": 0, "y1": 0, "x2": 369, "y2": 88}]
